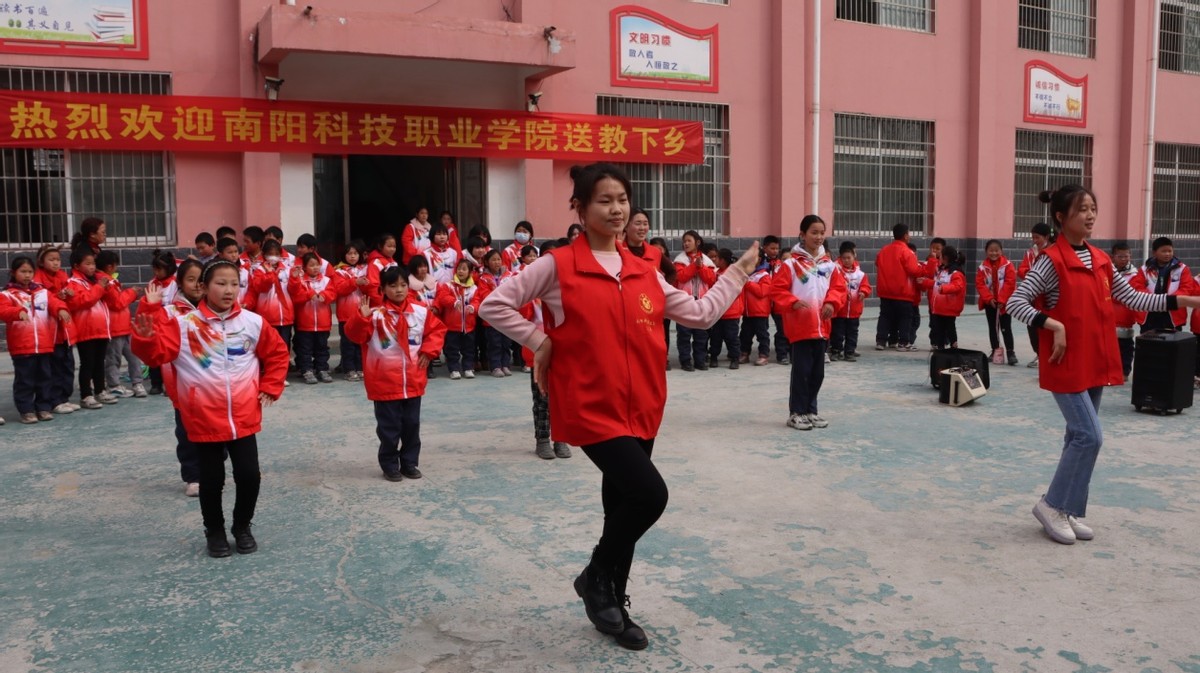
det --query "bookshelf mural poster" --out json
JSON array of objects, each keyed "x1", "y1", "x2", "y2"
[{"x1": 0, "y1": 0, "x2": 149, "y2": 59}]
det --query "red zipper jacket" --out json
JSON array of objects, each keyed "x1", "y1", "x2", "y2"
[
  {"x1": 140, "y1": 295, "x2": 201, "y2": 406},
  {"x1": 674, "y1": 251, "x2": 717, "y2": 297},
  {"x1": 1037, "y1": 240, "x2": 1123, "y2": 393},
  {"x1": 400, "y1": 219, "x2": 432, "y2": 265},
  {"x1": 838, "y1": 262, "x2": 871, "y2": 319},
  {"x1": 345, "y1": 295, "x2": 446, "y2": 401},
  {"x1": 34, "y1": 268, "x2": 75, "y2": 344},
  {"x1": 930, "y1": 267, "x2": 967, "y2": 317},
  {"x1": 1130, "y1": 259, "x2": 1195, "y2": 327},
  {"x1": 65, "y1": 270, "x2": 113, "y2": 341},
  {"x1": 364, "y1": 251, "x2": 397, "y2": 306},
  {"x1": 718, "y1": 267, "x2": 744, "y2": 320},
  {"x1": 0, "y1": 282, "x2": 68, "y2": 356},
  {"x1": 333, "y1": 262, "x2": 369, "y2": 323},
  {"x1": 874, "y1": 240, "x2": 927, "y2": 302},
  {"x1": 433, "y1": 279, "x2": 482, "y2": 333},
  {"x1": 288, "y1": 272, "x2": 337, "y2": 332},
  {"x1": 770, "y1": 246, "x2": 848, "y2": 342},
  {"x1": 742, "y1": 268, "x2": 773, "y2": 318},
  {"x1": 250, "y1": 262, "x2": 294, "y2": 327},
  {"x1": 976, "y1": 256, "x2": 1016, "y2": 312},
  {"x1": 104, "y1": 277, "x2": 140, "y2": 338},
  {"x1": 132, "y1": 300, "x2": 289, "y2": 442}
]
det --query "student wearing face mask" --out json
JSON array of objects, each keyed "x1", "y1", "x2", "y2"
[{"x1": 502, "y1": 221, "x2": 538, "y2": 273}]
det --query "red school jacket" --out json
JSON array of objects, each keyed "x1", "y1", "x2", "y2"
[
  {"x1": 929, "y1": 267, "x2": 967, "y2": 317},
  {"x1": 250, "y1": 262, "x2": 294, "y2": 327},
  {"x1": 104, "y1": 276, "x2": 140, "y2": 338},
  {"x1": 874, "y1": 240, "x2": 926, "y2": 303},
  {"x1": 65, "y1": 270, "x2": 113, "y2": 342},
  {"x1": 976, "y1": 256, "x2": 1016, "y2": 312},
  {"x1": 0, "y1": 283, "x2": 68, "y2": 356},
  {"x1": 718, "y1": 267, "x2": 744, "y2": 320},
  {"x1": 1130, "y1": 260, "x2": 1195, "y2": 327},
  {"x1": 742, "y1": 268, "x2": 773, "y2": 318},
  {"x1": 333, "y1": 263, "x2": 369, "y2": 323},
  {"x1": 770, "y1": 248, "x2": 848, "y2": 342},
  {"x1": 838, "y1": 262, "x2": 871, "y2": 319},
  {"x1": 288, "y1": 272, "x2": 337, "y2": 332},
  {"x1": 363, "y1": 251, "x2": 397, "y2": 306},
  {"x1": 433, "y1": 279, "x2": 482, "y2": 333},
  {"x1": 345, "y1": 295, "x2": 446, "y2": 401}
]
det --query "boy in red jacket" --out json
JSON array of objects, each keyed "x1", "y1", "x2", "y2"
[
  {"x1": 288, "y1": 253, "x2": 339, "y2": 384},
  {"x1": 65, "y1": 247, "x2": 116, "y2": 409},
  {"x1": 830, "y1": 242, "x2": 871, "y2": 362},
  {"x1": 96, "y1": 251, "x2": 148, "y2": 398}
]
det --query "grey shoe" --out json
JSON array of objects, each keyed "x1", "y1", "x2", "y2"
[
  {"x1": 536, "y1": 439, "x2": 555, "y2": 460},
  {"x1": 302, "y1": 370, "x2": 318, "y2": 385},
  {"x1": 808, "y1": 413, "x2": 829, "y2": 428},
  {"x1": 553, "y1": 442, "x2": 572, "y2": 459},
  {"x1": 317, "y1": 370, "x2": 334, "y2": 383},
  {"x1": 786, "y1": 413, "x2": 812, "y2": 431}
]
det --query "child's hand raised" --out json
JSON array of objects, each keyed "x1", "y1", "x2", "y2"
[
  {"x1": 144, "y1": 283, "x2": 163, "y2": 305},
  {"x1": 132, "y1": 313, "x2": 155, "y2": 338},
  {"x1": 358, "y1": 295, "x2": 372, "y2": 317}
]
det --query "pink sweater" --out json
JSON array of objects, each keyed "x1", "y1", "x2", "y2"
[{"x1": 479, "y1": 249, "x2": 748, "y2": 352}]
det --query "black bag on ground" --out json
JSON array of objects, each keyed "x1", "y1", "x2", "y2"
[{"x1": 929, "y1": 348, "x2": 990, "y2": 390}]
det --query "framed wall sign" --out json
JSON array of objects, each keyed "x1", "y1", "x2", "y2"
[{"x1": 611, "y1": 5, "x2": 718, "y2": 93}]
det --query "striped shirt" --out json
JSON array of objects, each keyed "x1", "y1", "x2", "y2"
[{"x1": 1007, "y1": 244, "x2": 1173, "y2": 327}]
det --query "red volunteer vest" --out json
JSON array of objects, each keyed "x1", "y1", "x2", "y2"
[
  {"x1": 547, "y1": 236, "x2": 667, "y2": 446},
  {"x1": 1037, "y1": 240, "x2": 1124, "y2": 393}
]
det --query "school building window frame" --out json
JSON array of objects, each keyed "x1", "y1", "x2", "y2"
[
  {"x1": 0, "y1": 66, "x2": 176, "y2": 251},
  {"x1": 831, "y1": 113, "x2": 936, "y2": 237},
  {"x1": 1012, "y1": 128, "x2": 1093, "y2": 237},
  {"x1": 834, "y1": 0, "x2": 936, "y2": 34},
  {"x1": 596, "y1": 95, "x2": 730, "y2": 239},
  {"x1": 1151, "y1": 142, "x2": 1200, "y2": 239},
  {"x1": 689, "y1": 0, "x2": 730, "y2": 5},
  {"x1": 1018, "y1": 0, "x2": 1097, "y2": 59},
  {"x1": 1159, "y1": 0, "x2": 1200, "y2": 75}
]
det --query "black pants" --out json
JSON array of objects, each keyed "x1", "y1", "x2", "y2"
[
  {"x1": 1118, "y1": 336, "x2": 1135, "y2": 378},
  {"x1": 485, "y1": 326, "x2": 512, "y2": 370},
  {"x1": 771, "y1": 314, "x2": 789, "y2": 361},
  {"x1": 176, "y1": 408, "x2": 200, "y2": 484},
  {"x1": 12, "y1": 353, "x2": 54, "y2": 414},
  {"x1": 443, "y1": 330, "x2": 475, "y2": 373},
  {"x1": 76, "y1": 338, "x2": 109, "y2": 400},
  {"x1": 910, "y1": 303, "x2": 922, "y2": 346},
  {"x1": 929, "y1": 315, "x2": 958, "y2": 349},
  {"x1": 272, "y1": 324, "x2": 293, "y2": 353},
  {"x1": 1027, "y1": 324, "x2": 1040, "y2": 354},
  {"x1": 475, "y1": 326, "x2": 489, "y2": 370},
  {"x1": 511, "y1": 338, "x2": 525, "y2": 369},
  {"x1": 294, "y1": 330, "x2": 330, "y2": 373},
  {"x1": 663, "y1": 319, "x2": 671, "y2": 364},
  {"x1": 984, "y1": 306, "x2": 1015, "y2": 353},
  {"x1": 149, "y1": 366, "x2": 163, "y2": 390},
  {"x1": 829, "y1": 317, "x2": 860, "y2": 355},
  {"x1": 1141, "y1": 313, "x2": 1180, "y2": 333},
  {"x1": 676, "y1": 325, "x2": 709, "y2": 367},
  {"x1": 789, "y1": 339, "x2": 826, "y2": 415},
  {"x1": 531, "y1": 374, "x2": 550, "y2": 441},
  {"x1": 581, "y1": 436, "x2": 667, "y2": 595},
  {"x1": 197, "y1": 435, "x2": 260, "y2": 533},
  {"x1": 876, "y1": 298, "x2": 910, "y2": 347},
  {"x1": 739, "y1": 316, "x2": 770, "y2": 358},
  {"x1": 374, "y1": 397, "x2": 422, "y2": 473},
  {"x1": 708, "y1": 318, "x2": 741, "y2": 362},
  {"x1": 338, "y1": 323, "x2": 362, "y2": 373},
  {"x1": 51, "y1": 342, "x2": 74, "y2": 405}
]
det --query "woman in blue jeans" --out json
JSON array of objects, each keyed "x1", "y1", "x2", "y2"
[{"x1": 1008, "y1": 185, "x2": 1200, "y2": 544}]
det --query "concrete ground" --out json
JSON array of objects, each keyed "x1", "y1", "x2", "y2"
[{"x1": 2, "y1": 308, "x2": 1199, "y2": 673}]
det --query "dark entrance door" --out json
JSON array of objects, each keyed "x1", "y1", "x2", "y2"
[{"x1": 348, "y1": 155, "x2": 449, "y2": 248}]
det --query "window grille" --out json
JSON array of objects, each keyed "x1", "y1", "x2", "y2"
[
  {"x1": 835, "y1": 0, "x2": 935, "y2": 33},
  {"x1": 1012, "y1": 129, "x2": 1093, "y2": 236},
  {"x1": 0, "y1": 66, "x2": 175, "y2": 249},
  {"x1": 1160, "y1": 0, "x2": 1200, "y2": 74},
  {"x1": 1018, "y1": 0, "x2": 1096, "y2": 58},
  {"x1": 1152, "y1": 143, "x2": 1200, "y2": 239},
  {"x1": 690, "y1": 0, "x2": 729, "y2": 5},
  {"x1": 832, "y1": 113, "x2": 935, "y2": 236},
  {"x1": 596, "y1": 96, "x2": 730, "y2": 239}
]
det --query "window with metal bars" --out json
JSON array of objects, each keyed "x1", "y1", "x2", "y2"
[
  {"x1": 1160, "y1": 0, "x2": 1200, "y2": 74},
  {"x1": 596, "y1": 96, "x2": 729, "y2": 238},
  {"x1": 835, "y1": 0, "x2": 935, "y2": 33},
  {"x1": 1152, "y1": 143, "x2": 1200, "y2": 239},
  {"x1": 1018, "y1": 0, "x2": 1096, "y2": 58},
  {"x1": 690, "y1": 0, "x2": 729, "y2": 5},
  {"x1": 0, "y1": 66, "x2": 175, "y2": 249},
  {"x1": 832, "y1": 114, "x2": 935, "y2": 236},
  {"x1": 1012, "y1": 129, "x2": 1093, "y2": 236}
]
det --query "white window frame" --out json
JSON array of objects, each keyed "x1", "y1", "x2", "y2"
[
  {"x1": 835, "y1": 0, "x2": 935, "y2": 34},
  {"x1": 1012, "y1": 129, "x2": 1093, "y2": 237},
  {"x1": 1152, "y1": 142, "x2": 1200, "y2": 239},
  {"x1": 1018, "y1": 0, "x2": 1096, "y2": 59},
  {"x1": 1160, "y1": 0, "x2": 1200, "y2": 75},
  {"x1": 832, "y1": 113, "x2": 936, "y2": 236}
]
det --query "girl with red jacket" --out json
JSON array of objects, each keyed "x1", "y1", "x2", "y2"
[
  {"x1": 288, "y1": 253, "x2": 339, "y2": 384},
  {"x1": 1008, "y1": 186, "x2": 1200, "y2": 545},
  {"x1": 438, "y1": 210, "x2": 464, "y2": 254},
  {"x1": 363, "y1": 233, "x2": 398, "y2": 306},
  {"x1": 400, "y1": 207, "x2": 433, "y2": 265},
  {"x1": 333, "y1": 241, "x2": 369, "y2": 381},
  {"x1": 96, "y1": 251, "x2": 148, "y2": 399},
  {"x1": 673, "y1": 230, "x2": 718, "y2": 370},
  {"x1": 771, "y1": 215, "x2": 848, "y2": 432},
  {"x1": 34, "y1": 245, "x2": 79, "y2": 414},
  {"x1": 433, "y1": 258, "x2": 482, "y2": 379},
  {"x1": 829, "y1": 242, "x2": 871, "y2": 362},
  {"x1": 738, "y1": 254, "x2": 774, "y2": 366},
  {"x1": 929, "y1": 246, "x2": 967, "y2": 350},
  {"x1": 501, "y1": 221, "x2": 537, "y2": 273},
  {"x1": 345, "y1": 266, "x2": 446, "y2": 482},
  {"x1": 65, "y1": 247, "x2": 116, "y2": 410},
  {"x1": 1, "y1": 256, "x2": 72, "y2": 423},
  {"x1": 707, "y1": 248, "x2": 744, "y2": 369},
  {"x1": 479, "y1": 163, "x2": 756, "y2": 651},
  {"x1": 250, "y1": 239, "x2": 296, "y2": 346},
  {"x1": 477, "y1": 249, "x2": 516, "y2": 376},
  {"x1": 133, "y1": 259, "x2": 289, "y2": 558},
  {"x1": 976, "y1": 239, "x2": 1019, "y2": 365}
]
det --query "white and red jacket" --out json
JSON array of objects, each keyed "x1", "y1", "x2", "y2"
[
  {"x1": 770, "y1": 245, "x2": 848, "y2": 342},
  {"x1": 674, "y1": 251, "x2": 717, "y2": 298},
  {"x1": 1130, "y1": 259, "x2": 1195, "y2": 327},
  {"x1": 1114, "y1": 264, "x2": 1144, "y2": 330},
  {"x1": 34, "y1": 268, "x2": 75, "y2": 345},
  {"x1": 250, "y1": 262, "x2": 294, "y2": 327},
  {"x1": 930, "y1": 267, "x2": 967, "y2": 317},
  {"x1": 434, "y1": 278, "x2": 482, "y2": 333},
  {"x1": 501, "y1": 241, "x2": 537, "y2": 273},
  {"x1": 333, "y1": 262, "x2": 369, "y2": 324},
  {"x1": 104, "y1": 277, "x2": 140, "y2": 338},
  {"x1": 742, "y1": 267, "x2": 773, "y2": 318},
  {"x1": 718, "y1": 267, "x2": 744, "y2": 320},
  {"x1": 288, "y1": 272, "x2": 337, "y2": 332},
  {"x1": 976, "y1": 256, "x2": 1016, "y2": 312},
  {"x1": 424, "y1": 244, "x2": 460, "y2": 286},
  {"x1": 65, "y1": 271, "x2": 113, "y2": 342},
  {"x1": 364, "y1": 250, "x2": 397, "y2": 306},
  {"x1": 400, "y1": 219, "x2": 432, "y2": 265},
  {"x1": 150, "y1": 275, "x2": 178, "y2": 308},
  {"x1": 838, "y1": 261, "x2": 871, "y2": 319},
  {"x1": 132, "y1": 301, "x2": 289, "y2": 442},
  {"x1": 0, "y1": 282, "x2": 68, "y2": 356},
  {"x1": 408, "y1": 274, "x2": 437, "y2": 307},
  {"x1": 344, "y1": 295, "x2": 446, "y2": 401}
]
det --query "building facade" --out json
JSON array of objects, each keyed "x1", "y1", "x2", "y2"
[{"x1": 2, "y1": 0, "x2": 1200, "y2": 271}]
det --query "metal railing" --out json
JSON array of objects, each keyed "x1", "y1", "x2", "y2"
[
  {"x1": 835, "y1": 0, "x2": 935, "y2": 33},
  {"x1": 1018, "y1": 0, "x2": 1096, "y2": 58},
  {"x1": 832, "y1": 113, "x2": 935, "y2": 236},
  {"x1": 1160, "y1": 0, "x2": 1200, "y2": 74},
  {"x1": 1012, "y1": 129, "x2": 1093, "y2": 236},
  {"x1": 1152, "y1": 142, "x2": 1200, "y2": 238}
]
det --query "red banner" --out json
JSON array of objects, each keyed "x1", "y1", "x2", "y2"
[{"x1": 0, "y1": 90, "x2": 704, "y2": 164}]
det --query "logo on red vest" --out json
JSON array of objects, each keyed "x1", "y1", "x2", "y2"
[{"x1": 639, "y1": 292, "x2": 654, "y2": 314}]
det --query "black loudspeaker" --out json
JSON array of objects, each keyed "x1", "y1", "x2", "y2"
[
  {"x1": 1131, "y1": 330, "x2": 1196, "y2": 414},
  {"x1": 930, "y1": 348, "x2": 990, "y2": 390}
]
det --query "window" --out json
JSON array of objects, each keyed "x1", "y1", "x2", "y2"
[
  {"x1": 1018, "y1": 0, "x2": 1096, "y2": 58},
  {"x1": 0, "y1": 67, "x2": 175, "y2": 249},
  {"x1": 690, "y1": 0, "x2": 729, "y2": 5},
  {"x1": 832, "y1": 114, "x2": 935, "y2": 235},
  {"x1": 1160, "y1": 0, "x2": 1200, "y2": 74},
  {"x1": 1152, "y1": 143, "x2": 1200, "y2": 238},
  {"x1": 836, "y1": 0, "x2": 934, "y2": 33},
  {"x1": 1012, "y1": 129, "x2": 1093, "y2": 236},
  {"x1": 596, "y1": 96, "x2": 729, "y2": 238}
]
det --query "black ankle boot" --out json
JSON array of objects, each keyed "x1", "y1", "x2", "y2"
[
  {"x1": 205, "y1": 528, "x2": 231, "y2": 558},
  {"x1": 231, "y1": 523, "x2": 257, "y2": 554},
  {"x1": 614, "y1": 596, "x2": 649, "y2": 650},
  {"x1": 573, "y1": 556, "x2": 624, "y2": 635}
]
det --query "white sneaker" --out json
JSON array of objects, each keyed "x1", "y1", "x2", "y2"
[
  {"x1": 824, "y1": 352, "x2": 831, "y2": 363},
  {"x1": 132, "y1": 383, "x2": 148, "y2": 398},
  {"x1": 1068, "y1": 516, "x2": 1094, "y2": 541},
  {"x1": 52, "y1": 403, "x2": 75, "y2": 414},
  {"x1": 786, "y1": 413, "x2": 813, "y2": 431},
  {"x1": 109, "y1": 386, "x2": 134, "y2": 398},
  {"x1": 67, "y1": 402, "x2": 81, "y2": 411},
  {"x1": 463, "y1": 369, "x2": 475, "y2": 379},
  {"x1": 185, "y1": 482, "x2": 200, "y2": 497},
  {"x1": 1032, "y1": 497, "x2": 1076, "y2": 544},
  {"x1": 81, "y1": 396, "x2": 103, "y2": 410},
  {"x1": 449, "y1": 371, "x2": 462, "y2": 380},
  {"x1": 97, "y1": 391, "x2": 119, "y2": 404},
  {"x1": 1027, "y1": 356, "x2": 1039, "y2": 369},
  {"x1": 808, "y1": 413, "x2": 829, "y2": 428}
]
